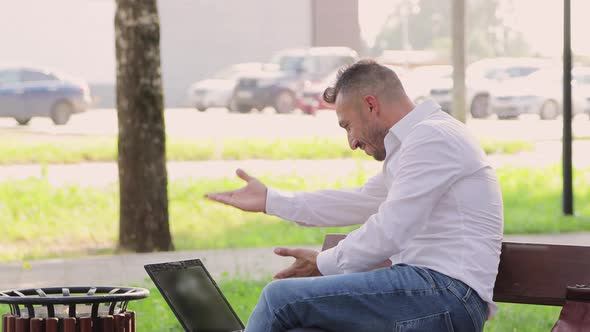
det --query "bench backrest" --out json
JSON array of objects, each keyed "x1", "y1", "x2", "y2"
[{"x1": 321, "y1": 234, "x2": 590, "y2": 306}]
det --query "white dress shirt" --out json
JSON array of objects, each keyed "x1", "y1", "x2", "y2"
[{"x1": 265, "y1": 100, "x2": 504, "y2": 318}]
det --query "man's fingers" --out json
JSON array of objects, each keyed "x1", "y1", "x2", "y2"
[
  {"x1": 236, "y1": 168, "x2": 253, "y2": 182},
  {"x1": 205, "y1": 192, "x2": 234, "y2": 205},
  {"x1": 274, "y1": 247, "x2": 301, "y2": 258},
  {"x1": 274, "y1": 265, "x2": 297, "y2": 279}
]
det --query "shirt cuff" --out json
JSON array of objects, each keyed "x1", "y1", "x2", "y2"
[
  {"x1": 265, "y1": 187, "x2": 280, "y2": 215},
  {"x1": 265, "y1": 187, "x2": 295, "y2": 217},
  {"x1": 317, "y1": 247, "x2": 343, "y2": 276}
]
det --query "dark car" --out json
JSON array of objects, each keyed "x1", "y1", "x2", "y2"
[
  {"x1": 0, "y1": 66, "x2": 91, "y2": 125},
  {"x1": 231, "y1": 47, "x2": 358, "y2": 114}
]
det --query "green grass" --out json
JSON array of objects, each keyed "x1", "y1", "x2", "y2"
[
  {"x1": 479, "y1": 139, "x2": 534, "y2": 155},
  {"x1": 0, "y1": 166, "x2": 588, "y2": 263},
  {"x1": 0, "y1": 137, "x2": 532, "y2": 164},
  {"x1": 0, "y1": 281, "x2": 561, "y2": 331},
  {"x1": 498, "y1": 166, "x2": 590, "y2": 233},
  {"x1": 132, "y1": 283, "x2": 562, "y2": 331},
  {"x1": 132, "y1": 279, "x2": 268, "y2": 331}
]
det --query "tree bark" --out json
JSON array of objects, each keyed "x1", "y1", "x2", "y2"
[{"x1": 115, "y1": 0, "x2": 173, "y2": 252}]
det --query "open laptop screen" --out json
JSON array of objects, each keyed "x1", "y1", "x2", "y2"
[{"x1": 145, "y1": 260, "x2": 244, "y2": 332}]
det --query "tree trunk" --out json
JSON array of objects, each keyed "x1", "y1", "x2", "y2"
[{"x1": 115, "y1": 0, "x2": 173, "y2": 252}]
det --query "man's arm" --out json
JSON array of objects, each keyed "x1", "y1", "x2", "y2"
[
  {"x1": 206, "y1": 169, "x2": 388, "y2": 227},
  {"x1": 265, "y1": 172, "x2": 388, "y2": 227}
]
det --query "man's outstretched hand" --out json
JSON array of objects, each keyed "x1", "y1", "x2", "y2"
[
  {"x1": 273, "y1": 247, "x2": 322, "y2": 279},
  {"x1": 205, "y1": 169, "x2": 268, "y2": 212}
]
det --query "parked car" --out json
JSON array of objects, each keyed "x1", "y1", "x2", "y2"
[
  {"x1": 576, "y1": 68, "x2": 590, "y2": 120},
  {"x1": 401, "y1": 58, "x2": 553, "y2": 118},
  {"x1": 231, "y1": 47, "x2": 358, "y2": 114},
  {"x1": 466, "y1": 57, "x2": 554, "y2": 118},
  {"x1": 297, "y1": 69, "x2": 338, "y2": 115},
  {"x1": 0, "y1": 66, "x2": 91, "y2": 125},
  {"x1": 490, "y1": 66, "x2": 590, "y2": 120},
  {"x1": 404, "y1": 65, "x2": 453, "y2": 112},
  {"x1": 187, "y1": 62, "x2": 273, "y2": 112}
]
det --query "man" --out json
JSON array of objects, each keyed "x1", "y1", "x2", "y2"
[{"x1": 206, "y1": 60, "x2": 503, "y2": 331}]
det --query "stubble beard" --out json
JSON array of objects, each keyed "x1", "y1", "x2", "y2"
[{"x1": 367, "y1": 124, "x2": 389, "y2": 161}]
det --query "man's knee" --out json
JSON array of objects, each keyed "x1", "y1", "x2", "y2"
[{"x1": 260, "y1": 279, "x2": 291, "y2": 306}]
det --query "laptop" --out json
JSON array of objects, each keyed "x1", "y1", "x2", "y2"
[{"x1": 144, "y1": 259, "x2": 245, "y2": 332}]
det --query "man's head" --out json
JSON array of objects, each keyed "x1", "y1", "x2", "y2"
[{"x1": 323, "y1": 59, "x2": 414, "y2": 161}]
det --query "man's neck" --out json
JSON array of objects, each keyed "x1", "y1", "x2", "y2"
[{"x1": 383, "y1": 98, "x2": 415, "y2": 128}]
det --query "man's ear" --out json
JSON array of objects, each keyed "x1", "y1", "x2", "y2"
[{"x1": 364, "y1": 95, "x2": 379, "y2": 115}]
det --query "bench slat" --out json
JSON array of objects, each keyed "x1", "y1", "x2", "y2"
[{"x1": 494, "y1": 242, "x2": 590, "y2": 306}]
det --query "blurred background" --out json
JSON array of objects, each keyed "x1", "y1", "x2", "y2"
[
  {"x1": 1, "y1": 0, "x2": 589, "y2": 120},
  {"x1": 1, "y1": 1, "x2": 590, "y2": 330}
]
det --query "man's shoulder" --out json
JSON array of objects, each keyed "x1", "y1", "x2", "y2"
[
  {"x1": 407, "y1": 113, "x2": 488, "y2": 166},
  {"x1": 406, "y1": 116, "x2": 461, "y2": 142}
]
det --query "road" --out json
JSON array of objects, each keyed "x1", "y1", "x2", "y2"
[{"x1": 0, "y1": 108, "x2": 589, "y2": 141}]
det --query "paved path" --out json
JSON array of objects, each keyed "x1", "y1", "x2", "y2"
[
  {"x1": 2, "y1": 140, "x2": 590, "y2": 188},
  {"x1": 1, "y1": 108, "x2": 589, "y2": 141},
  {"x1": 2, "y1": 233, "x2": 590, "y2": 290}
]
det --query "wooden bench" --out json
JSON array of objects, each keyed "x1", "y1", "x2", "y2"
[{"x1": 321, "y1": 234, "x2": 590, "y2": 331}]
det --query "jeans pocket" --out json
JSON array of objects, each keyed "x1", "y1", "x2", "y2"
[{"x1": 394, "y1": 311, "x2": 455, "y2": 332}]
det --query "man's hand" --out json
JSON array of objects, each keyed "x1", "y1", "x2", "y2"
[
  {"x1": 273, "y1": 247, "x2": 322, "y2": 279},
  {"x1": 205, "y1": 169, "x2": 268, "y2": 212}
]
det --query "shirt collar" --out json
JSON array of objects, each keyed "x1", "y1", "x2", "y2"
[
  {"x1": 383, "y1": 100, "x2": 441, "y2": 158},
  {"x1": 390, "y1": 99, "x2": 441, "y2": 142}
]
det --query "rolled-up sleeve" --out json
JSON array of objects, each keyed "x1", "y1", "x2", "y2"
[{"x1": 317, "y1": 125, "x2": 464, "y2": 275}]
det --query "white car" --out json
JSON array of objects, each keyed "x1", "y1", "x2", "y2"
[
  {"x1": 466, "y1": 57, "x2": 555, "y2": 118},
  {"x1": 404, "y1": 65, "x2": 453, "y2": 113},
  {"x1": 578, "y1": 70, "x2": 590, "y2": 120},
  {"x1": 401, "y1": 58, "x2": 552, "y2": 118},
  {"x1": 491, "y1": 67, "x2": 590, "y2": 120},
  {"x1": 187, "y1": 63, "x2": 274, "y2": 111}
]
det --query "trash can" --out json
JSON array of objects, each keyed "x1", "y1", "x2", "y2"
[{"x1": 1, "y1": 286, "x2": 148, "y2": 332}]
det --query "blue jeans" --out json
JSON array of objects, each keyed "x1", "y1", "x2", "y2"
[{"x1": 245, "y1": 264, "x2": 487, "y2": 332}]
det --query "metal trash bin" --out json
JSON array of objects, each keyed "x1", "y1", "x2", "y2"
[{"x1": 1, "y1": 286, "x2": 148, "y2": 332}]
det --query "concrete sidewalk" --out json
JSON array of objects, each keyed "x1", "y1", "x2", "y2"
[
  {"x1": 0, "y1": 141, "x2": 590, "y2": 187},
  {"x1": 1, "y1": 140, "x2": 590, "y2": 188},
  {"x1": 0, "y1": 246, "x2": 316, "y2": 290},
  {"x1": 2, "y1": 233, "x2": 590, "y2": 290}
]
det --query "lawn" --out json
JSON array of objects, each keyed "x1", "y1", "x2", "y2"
[
  {"x1": 0, "y1": 137, "x2": 532, "y2": 164},
  {"x1": 133, "y1": 282, "x2": 563, "y2": 332},
  {"x1": 0, "y1": 166, "x2": 588, "y2": 262},
  {"x1": 0, "y1": 279, "x2": 562, "y2": 331}
]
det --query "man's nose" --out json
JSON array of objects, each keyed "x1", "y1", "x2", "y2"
[{"x1": 348, "y1": 136, "x2": 359, "y2": 150}]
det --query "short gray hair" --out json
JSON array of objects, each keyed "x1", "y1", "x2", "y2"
[{"x1": 323, "y1": 59, "x2": 406, "y2": 105}]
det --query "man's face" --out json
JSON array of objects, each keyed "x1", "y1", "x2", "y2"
[{"x1": 335, "y1": 93, "x2": 388, "y2": 161}]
